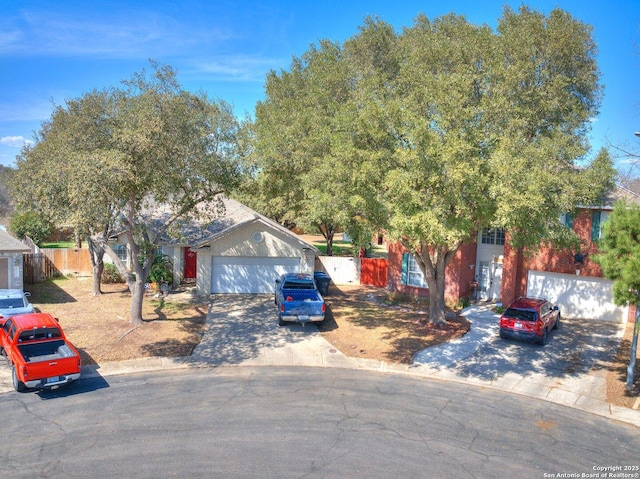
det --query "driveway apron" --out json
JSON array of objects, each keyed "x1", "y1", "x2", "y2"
[{"x1": 188, "y1": 295, "x2": 345, "y2": 368}]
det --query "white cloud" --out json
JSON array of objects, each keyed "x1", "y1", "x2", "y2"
[
  {"x1": 0, "y1": 7, "x2": 234, "y2": 59},
  {"x1": 0, "y1": 136, "x2": 32, "y2": 148}
]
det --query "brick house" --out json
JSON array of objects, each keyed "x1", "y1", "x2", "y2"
[{"x1": 388, "y1": 186, "x2": 640, "y2": 323}]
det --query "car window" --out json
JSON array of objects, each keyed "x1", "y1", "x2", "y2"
[
  {"x1": 2, "y1": 318, "x2": 12, "y2": 334},
  {"x1": 503, "y1": 308, "x2": 536, "y2": 322},
  {"x1": 0, "y1": 298, "x2": 25, "y2": 308}
]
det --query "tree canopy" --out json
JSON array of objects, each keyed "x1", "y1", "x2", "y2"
[
  {"x1": 594, "y1": 201, "x2": 640, "y2": 389},
  {"x1": 250, "y1": 6, "x2": 615, "y2": 324},
  {"x1": 10, "y1": 62, "x2": 243, "y2": 324}
]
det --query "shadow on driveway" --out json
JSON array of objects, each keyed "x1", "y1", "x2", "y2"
[
  {"x1": 452, "y1": 317, "x2": 623, "y2": 381},
  {"x1": 188, "y1": 295, "x2": 322, "y2": 366}
]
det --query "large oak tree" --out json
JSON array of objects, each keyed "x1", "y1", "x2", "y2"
[
  {"x1": 10, "y1": 63, "x2": 242, "y2": 324},
  {"x1": 252, "y1": 6, "x2": 615, "y2": 325}
]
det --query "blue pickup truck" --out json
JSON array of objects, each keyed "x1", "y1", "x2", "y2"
[{"x1": 274, "y1": 273, "x2": 326, "y2": 326}]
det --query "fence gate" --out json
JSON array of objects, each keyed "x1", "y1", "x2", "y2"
[
  {"x1": 316, "y1": 256, "x2": 360, "y2": 285},
  {"x1": 361, "y1": 258, "x2": 388, "y2": 287}
]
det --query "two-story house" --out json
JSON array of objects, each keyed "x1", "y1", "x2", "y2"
[{"x1": 388, "y1": 186, "x2": 640, "y2": 323}]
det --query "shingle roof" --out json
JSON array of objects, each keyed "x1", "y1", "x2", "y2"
[
  {"x1": 144, "y1": 197, "x2": 319, "y2": 252},
  {"x1": 0, "y1": 228, "x2": 31, "y2": 253}
]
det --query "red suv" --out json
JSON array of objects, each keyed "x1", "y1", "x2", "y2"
[{"x1": 499, "y1": 297, "x2": 560, "y2": 345}]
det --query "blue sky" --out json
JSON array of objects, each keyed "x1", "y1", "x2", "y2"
[{"x1": 1, "y1": 0, "x2": 639, "y2": 171}]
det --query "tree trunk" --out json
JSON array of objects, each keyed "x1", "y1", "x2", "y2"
[
  {"x1": 86, "y1": 236, "x2": 104, "y2": 296},
  {"x1": 92, "y1": 261, "x2": 104, "y2": 296},
  {"x1": 427, "y1": 274, "x2": 447, "y2": 325},
  {"x1": 414, "y1": 241, "x2": 460, "y2": 326},
  {"x1": 326, "y1": 236, "x2": 333, "y2": 256},
  {"x1": 129, "y1": 278, "x2": 146, "y2": 325},
  {"x1": 319, "y1": 223, "x2": 335, "y2": 256}
]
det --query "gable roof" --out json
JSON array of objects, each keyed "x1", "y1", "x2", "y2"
[
  {"x1": 144, "y1": 197, "x2": 319, "y2": 253},
  {"x1": 604, "y1": 184, "x2": 640, "y2": 207},
  {"x1": 0, "y1": 228, "x2": 31, "y2": 253},
  {"x1": 577, "y1": 184, "x2": 640, "y2": 211},
  {"x1": 192, "y1": 198, "x2": 320, "y2": 253}
]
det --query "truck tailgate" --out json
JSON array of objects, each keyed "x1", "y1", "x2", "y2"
[{"x1": 23, "y1": 356, "x2": 81, "y2": 382}]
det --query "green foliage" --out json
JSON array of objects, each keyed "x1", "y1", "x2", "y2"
[
  {"x1": 593, "y1": 201, "x2": 640, "y2": 306},
  {"x1": 101, "y1": 263, "x2": 124, "y2": 284},
  {"x1": 9, "y1": 210, "x2": 52, "y2": 245},
  {"x1": 147, "y1": 254, "x2": 174, "y2": 284},
  {"x1": 249, "y1": 7, "x2": 612, "y2": 324},
  {"x1": 9, "y1": 61, "x2": 243, "y2": 323}
]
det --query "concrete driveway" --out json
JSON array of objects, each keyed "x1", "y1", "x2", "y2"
[
  {"x1": 188, "y1": 294, "x2": 353, "y2": 368},
  {"x1": 413, "y1": 304, "x2": 626, "y2": 403}
]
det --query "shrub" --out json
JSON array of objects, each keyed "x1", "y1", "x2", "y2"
[
  {"x1": 147, "y1": 254, "x2": 174, "y2": 284},
  {"x1": 102, "y1": 263, "x2": 124, "y2": 284}
]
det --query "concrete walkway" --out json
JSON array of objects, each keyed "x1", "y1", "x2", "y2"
[{"x1": 1, "y1": 297, "x2": 638, "y2": 428}]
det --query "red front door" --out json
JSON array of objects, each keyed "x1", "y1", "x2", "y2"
[{"x1": 184, "y1": 248, "x2": 197, "y2": 279}]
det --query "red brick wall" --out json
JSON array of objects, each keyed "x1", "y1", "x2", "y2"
[
  {"x1": 501, "y1": 209, "x2": 605, "y2": 306},
  {"x1": 388, "y1": 209, "x2": 610, "y2": 308},
  {"x1": 387, "y1": 242, "x2": 477, "y2": 303}
]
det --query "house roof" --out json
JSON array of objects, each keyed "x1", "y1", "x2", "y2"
[
  {"x1": 604, "y1": 184, "x2": 640, "y2": 207},
  {"x1": 145, "y1": 197, "x2": 319, "y2": 253},
  {"x1": 577, "y1": 184, "x2": 640, "y2": 210},
  {"x1": 193, "y1": 198, "x2": 320, "y2": 253},
  {"x1": 0, "y1": 228, "x2": 31, "y2": 253}
]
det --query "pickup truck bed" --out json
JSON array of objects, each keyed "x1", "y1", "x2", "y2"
[{"x1": 19, "y1": 339, "x2": 77, "y2": 362}]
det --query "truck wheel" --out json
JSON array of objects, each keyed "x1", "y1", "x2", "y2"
[
  {"x1": 278, "y1": 314, "x2": 286, "y2": 326},
  {"x1": 11, "y1": 365, "x2": 26, "y2": 392}
]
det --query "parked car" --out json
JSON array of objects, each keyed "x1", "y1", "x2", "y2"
[
  {"x1": 275, "y1": 273, "x2": 326, "y2": 326},
  {"x1": 0, "y1": 290, "x2": 34, "y2": 317},
  {"x1": 0, "y1": 312, "x2": 82, "y2": 391},
  {"x1": 499, "y1": 297, "x2": 560, "y2": 345}
]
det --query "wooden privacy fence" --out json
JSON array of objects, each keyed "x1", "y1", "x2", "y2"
[{"x1": 23, "y1": 248, "x2": 92, "y2": 284}]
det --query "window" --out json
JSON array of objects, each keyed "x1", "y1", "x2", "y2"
[
  {"x1": 561, "y1": 212, "x2": 573, "y2": 229},
  {"x1": 481, "y1": 228, "x2": 505, "y2": 245},
  {"x1": 591, "y1": 210, "x2": 610, "y2": 241},
  {"x1": 401, "y1": 253, "x2": 428, "y2": 288},
  {"x1": 114, "y1": 244, "x2": 128, "y2": 263}
]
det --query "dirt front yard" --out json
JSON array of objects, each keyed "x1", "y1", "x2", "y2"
[
  {"x1": 26, "y1": 278, "x2": 210, "y2": 365},
  {"x1": 21, "y1": 277, "x2": 639, "y2": 408}
]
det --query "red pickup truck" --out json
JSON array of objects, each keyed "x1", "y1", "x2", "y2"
[{"x1": 0, "y1": 312, "x2": 82, "y2": 392}]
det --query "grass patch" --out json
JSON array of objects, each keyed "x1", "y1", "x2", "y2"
[{"x1": 41, "y1": 241, "x2": 76, "y2": 248}]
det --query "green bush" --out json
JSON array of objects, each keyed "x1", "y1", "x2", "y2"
[
  {"x1": 147, "y1": 254, "x2": 173, "y2": 284},
  {"x1": 102, "y1": 263, "x2": 124, "y2": 284}
]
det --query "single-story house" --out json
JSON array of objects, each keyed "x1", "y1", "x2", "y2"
[
  {"x1": 107, "y1": 198, "x2": 319, "y2": 295},
  {"x1": 388, "y1": 186, "x2": 640, "y2": 323},
  {"x1": 0, "y1": 228, "x2": 31, "y2": 290}
]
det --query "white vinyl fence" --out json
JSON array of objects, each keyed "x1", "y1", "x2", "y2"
[{"x1": 315, "y1": 256, "x2": 360, "y2": 285}]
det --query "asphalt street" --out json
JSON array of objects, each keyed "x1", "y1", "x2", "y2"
[
  {"x1": 1, "y1": 367, "x2": 638, "y2": 479},
  {"x1": 1, "y1": 295, "x2": 639, "y2": 428}
]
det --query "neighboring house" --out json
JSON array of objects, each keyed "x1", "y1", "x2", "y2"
[
  {"x1": 388, "y1": 186, "x2": 640, "y2": 323},
  {"x1": 0, "y1": 228, "x2": 31, "y2": 290},
  {"x1": 107, "y1": 198, "x2": 320, "y2": 295}
]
